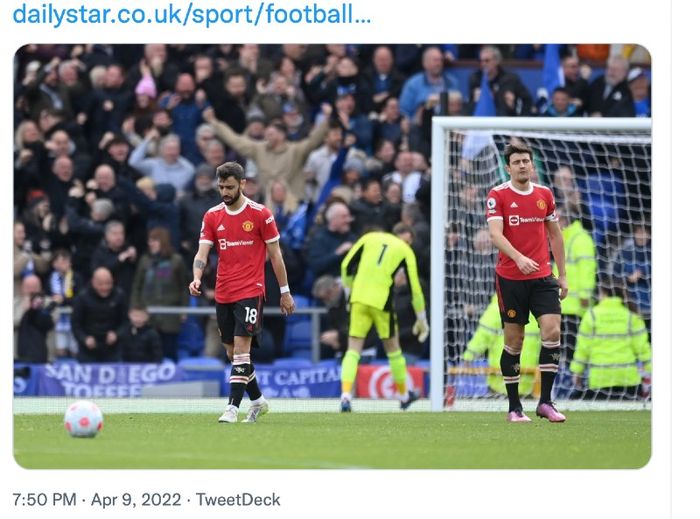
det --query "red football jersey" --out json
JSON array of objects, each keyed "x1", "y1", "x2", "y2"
[
  {"x1": 485, "y1": 181, "x2": 558, "y2": 280},
  {"x1": 199, "y1": 198, "x2": 280, "y2": 303}
]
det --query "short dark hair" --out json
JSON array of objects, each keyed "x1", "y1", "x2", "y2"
[
  {"x1": 216, "y1": 161, "x2": 245, "y2": 183},
  {"x1": 392, "y1": 222, "x2": 415, "y2": 239},
  {"x1": 504, "y1": 142, "x2": 533, "y2": 165}
]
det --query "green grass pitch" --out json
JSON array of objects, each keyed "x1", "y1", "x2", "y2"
[{"x1": 14, "y1": 411, "x2": 650, "y2": 469}]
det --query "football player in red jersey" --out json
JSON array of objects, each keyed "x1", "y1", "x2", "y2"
[
  {"x1": 486, "y1": 142, "x2": 568, "y2": 423},
  {"x1": 189, "y1": 161, "x2": 296, "y2": 424}
]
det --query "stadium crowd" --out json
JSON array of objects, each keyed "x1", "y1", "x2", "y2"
[{"x1": 13, "y1": 43, "x2": 651, "y2": 369}]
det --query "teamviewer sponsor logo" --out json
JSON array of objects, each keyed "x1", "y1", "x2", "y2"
[
  {"x1": 509, "y1": 215, "x2": 520, "y2": 226},
  {"x1": 218, "y1": 239, "x2": 254, "y2": 250}
]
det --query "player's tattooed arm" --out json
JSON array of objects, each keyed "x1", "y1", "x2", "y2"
[{"x1": 194, "y1": 259, "x2": 206, "y2": 270}]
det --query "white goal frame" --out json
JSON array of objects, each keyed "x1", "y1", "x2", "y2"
[{"x1": 429, "y1": 117, "x2": 652, "y2": 412}]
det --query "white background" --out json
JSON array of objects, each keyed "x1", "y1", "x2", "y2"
[{"x1": 2, "y1": 1, "x2": 688, "y2": 518}]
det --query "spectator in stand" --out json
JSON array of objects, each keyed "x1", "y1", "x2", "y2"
[
  {"x1": 468, "y1": 45, "x2": 534, "y2": 116},
  {"x1": 333, "y1": 87, "x2": 374, "y2": 155},
  {"x1": 365, "y1": 138, "x2": 398, "y2": 178},
  {"x1": 613, "y1": 222, "x2": 652, "y2": 333},
  {"x1": 203, "y1": 103, "x2": 332, "y2": 201},
  {"x1": 211, "y1": 69, "x2": 250, "y2": 135},
  {"x1": 587, "y1": 55, "x2": 635, "y2": 117},
  {"x1": 43, "y1": 128, "x2": 92, "y2": 181},
  {"x1": 13, "y1": 119, "x2": 45, "y2": 214},
  {"x1": 15, "y1": 275, "x2": 55, "y2": 363},
  {"x1": 266, "y1": 179, "x2": 299, "y2": 234},
  {"x1": 99, "y1": 135, "x2": 143, "y2": 183},
  {"x1": 561, "y1": 54, "x2": 589, "y2": 116},
  {"x1": 159, "y1": 72, "x2": 210, "y2": 165},
  {"x1": 19, "y1": 194, "x2": 55, "y2": 265},
  {"x1": 13, "y1": 220, "x2": 50, "y2": 299},
  {"x1": 249, "y1": 71, "x2": 307, "y2": 123},
  {"x1": 83, "y1": 64, "x2": 133, "y2": 151},
  {"x1": 398, "y1": 46, "x2": 459, "y2": 124},
  {"x1": 383, "y1": 149, "x2": 423, "y2": 204},
  {"x1": 87, "y1": 164, "x2": 131, "y2": 223},
  {"x1": 131, "y1": 67, "x2": 160, "y2": 121},
  {"x1": 349, "y1": 176, "x2": 388, "y2": 234},
  {"x1": 38, "y1": 153, "x2": 79, "y2": 221},
  {"x1": 64, "y1": 186, "x2": 114, "y2": 279},
  {"x1": 126, "y1": 44, "x2": 179, "y2": 93},
  {"x1": 48, "y1": 249, "x2": 82, "y2": 358},
  {"x1": 541, "y1": 87, "x2": 578, "y2": 117},
  {"x1": 312, "y1": 275, "x2": 351, "y2": 359},
  {"x1": 281, "y1": 100, "x2": 311, "y2": 142},
  {"x1": 118, "y1": 176, "x2": 181, "y2": 250},
  {"x1": 178, "y1": 164, "x2": 220, "y2": 263},
  {"x1": 192, "y1": 53, "x2": 223, "y2": 107},
  {"x1": 305, "y1": 201, "x2": 357, "y2": 280},
  {"x1": 236, "y1": 43, "x2": 275, "y2": 90},
  {"x1": 373, "y1": 96, "x2": 410, "y2": 151},
  {"x1": 131, "y1": 227, "x2": 189, "y2": 362},
  {"x1": 20, "y1": 56, "x2": 74, "y2": 122},
  {"x1": 303, "y1": 122, "x2": 344, "y2": 203},
  {"x1": 128, "y1": 127, "x2": 196, "y2": 197},
  {"x1": 121, "y1": 306, "x2": 164, "y2": 363},
  {"x1": 627, "y1": 67, "x2": 651, "y2": 117},
  {"x1": 90, "y1": 220, "x2": 138, "y2": 301},
  {"x1": 71, "y1": 267, "x2": 129, "y2": 363},
  {"x1": 363, "y1": 45, "x2": 406, "y2": 115}
]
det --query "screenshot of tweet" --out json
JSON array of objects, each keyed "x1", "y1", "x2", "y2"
[{"x1": 5, "y1": 1, "x2": 676, "y2": 518}]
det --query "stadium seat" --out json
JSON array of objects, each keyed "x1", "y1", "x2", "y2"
[
  {"x1": 177, "y1": 316, "x2": 205, "y2": 360},
  {"x1": 273, "y1": 357, "x2": 313, "y2": 367},
  {"x1": 283, "y1": 318, "x2": 312, "y2": 354}
]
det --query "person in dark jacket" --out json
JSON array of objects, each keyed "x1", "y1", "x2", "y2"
[
  {"x1": 121, "y1": 306, "x2": 164, "y2": 363},
  {"x1": 16, "y1": 285, "x2": 55, "y2": 364},
  {"x1": 130, "y1": 227, "x2": 189, "y2": 362},
  {"x1": 90, "y1": 220, "x2": 138, "y2": 301},
  {"x1": 178, "y1": 164, "x2": 219, "y2": 264},
  {"x1": 587, "y1": 55, "x2": 635, "y2": 117},
  {"x1": 71, "y1": 267, "x2": 130, "y2": 363},
  {"x1": 468, "y1": 45, "x2": 534, "y2": 116},
  {"x1": 305, "y1": 200, "x2": 357, "y2": 280}
]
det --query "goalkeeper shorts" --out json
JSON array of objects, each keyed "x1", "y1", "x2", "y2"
[{"x1": 349, "y1": 302, "x2": 397, "y2": 340}]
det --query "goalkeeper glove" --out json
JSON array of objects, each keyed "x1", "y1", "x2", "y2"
[{"x1": 412, "y1": 312, "x2": 429, "y2": 342}]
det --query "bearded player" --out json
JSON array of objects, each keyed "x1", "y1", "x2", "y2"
[{"x1": 189, "y1": 161, "x2": 296, "y2": 423}]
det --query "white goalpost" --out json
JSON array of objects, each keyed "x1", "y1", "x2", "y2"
[{"x1": 429, "y1": 117, "x2": 652, "y2": 412}]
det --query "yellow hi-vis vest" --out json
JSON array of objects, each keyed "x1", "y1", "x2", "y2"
[
  {"x1": 554, "y1": 220, "x2": 597, "y2": 317},
  {"x1": 570, "y1": 297, "x2": 651, "y2": 388}
]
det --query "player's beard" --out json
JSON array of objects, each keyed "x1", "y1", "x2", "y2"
[{"x1": 223, "y1": 187, "x2": 241, "y2": 206}]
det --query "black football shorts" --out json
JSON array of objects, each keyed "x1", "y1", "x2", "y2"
[
  {"x1": 495, "y1": 274, "x2": 561, "y2": 326},
  {"x1": 215, "y1": 295, "x2": 264, "y2": 345}
]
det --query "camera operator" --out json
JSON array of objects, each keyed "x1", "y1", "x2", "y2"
[{"x1": 15, "y1": 274, "x2": 56, "y2": 363}]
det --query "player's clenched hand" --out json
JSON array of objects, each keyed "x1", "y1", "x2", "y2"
[
  {"x1": 280, "y1": 292, "x2": 295, "y2": 316},
  {"x1": 189, "y1": 279, "x2": 202, "y2": 296},
  {"x1": 412, "y1": 318, "x2": 430, "y2": 343}
]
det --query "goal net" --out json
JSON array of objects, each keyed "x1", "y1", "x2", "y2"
[{"x1": 429, "y1": 117, "x2": 652, "y2": 411}]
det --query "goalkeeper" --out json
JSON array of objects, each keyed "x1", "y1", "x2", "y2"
[{"x1": 339, "y1": 223, "x2": 429, "y2": 412}]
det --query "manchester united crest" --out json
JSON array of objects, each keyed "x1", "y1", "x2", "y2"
[
  {"x1": 536, "y1": 199, "x2": 546, "y2": 210},
  {"x1": 242, "y1": 220, "x2": 254, "y2": 232},
  {"x1": 507, "y1": 309, "x2": 517, "y2": 318}
]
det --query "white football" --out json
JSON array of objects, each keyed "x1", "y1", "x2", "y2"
[{"x1": 64, "y1": 400, "x2": 104, "y2": 438}]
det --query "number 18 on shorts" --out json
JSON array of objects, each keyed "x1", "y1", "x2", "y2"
[{"x1": 215, "y1": 295, "x2": 264, "y2": 344}]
